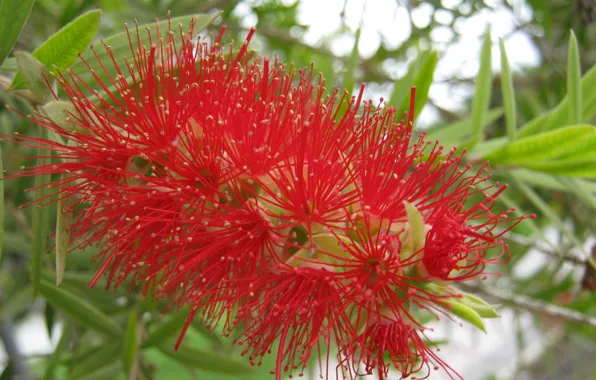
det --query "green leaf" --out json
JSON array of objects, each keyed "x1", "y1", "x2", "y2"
[
  {"x1": 425, "y1": 108, "x2": 503, "y2": 148},
  {"x1": 484, "y1": 125, "x2": 596, "y2": 164},
  {"x1": 43, "y1": 323, "x2": 72, "y2": 380},
  {"x1": 30, "y1": 128, "x2": 48, "y2": 298},
  {"x1": 0, "y1": 0, "x2": 35, "y2": 66},
  {"x1": 69, "y1": 356, "x2": 122, "y2": 380},
  {"x1": 507, "y1": 173, "x2": 586, "y2": 253},
  {"x1": 0, "y1": 286, "x2": 32, "y2": 320},
  {"x1": 458, "y1": 292, "x2": 501, "y2": 318},
  {"x1": 40, "y1": 101, "x2": 82, "y2": 132},
  {"x1": 143, "y1": 311, "x2": 190, "y2": 348},
  {"x1": 398, "y1": 51, "x2": 438, "y2": 123},
  {"x1": 404, "y1": 201, "x2": 425, "y2": 252},
  {"x1": 499, "y1": 39, "x2": 516, "y2": 141},
  {"x1": 158, "y1": 345, "x2": 254, "y2": 375},
  {"x1": 518, "y1": 63, "x2": 596, "y2": 137},
  {"x1": 438, "y1": 299, "x2": 486, "y2": 333},
  {"x1": 122, "y1": 311, "x2": 139, "y2": 374},
  {"x1": 11, "y1": 10, "x2": 102, "y2": 90},
  {"x1": 38, "y1": 279, "x2": 123, "y2": 337},
  {"x1": 471, "y1": 29, "x2": 492, "y2": 142},
  {"x1": 568, "y1": 31, "x2": 582, "y2": 125},
  {"x1": 525, "y1": 158, "x2": 596, "y2": 177},
  {"x1": 557, "y1": 177, "x2": 596, "y2": 211},
  {"x1": 69, "y1": 13, "x2": 221, "y2": 95},
  {"x1": 55, "y1": 184, "x2": 74, "y2": 286},
  {"x1": 14, "y1": 51, "x2": 52, "y2": 102}
]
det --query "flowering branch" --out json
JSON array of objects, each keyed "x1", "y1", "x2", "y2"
[{"x1": 460, "y1": 284, "x2": 596, "y2": 328}]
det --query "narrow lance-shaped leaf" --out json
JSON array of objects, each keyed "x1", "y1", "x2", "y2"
[
  {"x1": 43, "y1": 322, "x2": 73, "y2": 380},
  {"x1": 471, "y1": 29, "x2": 493, "y2": 142},
  {"x1": 458, "y1": 292, "x2": 501, "y2": 318},
  {"x1": 437, "y1": 299, "x2": 487, "y2": 333},
  {"x1": 525, "y1": 159, "x2": 596, "y2": 178},
  {"x1": 0, "y1": 0, "x2": 35, "y2": 66},
  {"x1": 499, "y1": 38, "x2": 516, "y2": 141},
  {"x1": 397, "y1": 50, "x2": 438, "y2": 123},
  {"x1": 158, "y1": 345, "x2": 254, "y2": 374},
  {"x1": 30, "y1": 127, "x2": 48, "y2": 298},
  {"x1": 143, "y1": 311, "x2": 190, "y2": 348},
  {"x1": 11, "y1": 10, "x2": 102, "y2": 90},
  {"x1": 483, "y1": 124, "x2": 596, "y2": 164},
  {"x1": 404, "y1": 201, "x2": 426, "y2": 252},
  {"x1": 517, "y1": 60, "x2": 596, "y2": 138},
  {"x1": 55, "y1": 178, "x2": 75, "y2": 286},
  {"x1": 122, "y1": 312, "x2": 139, "y2": 375},
  {"x1": 14, "y1": 51, "x2": 53, "y2": 103},
  {"x1": 507, "y1": 173, "x2": 590, "y2": 266},
  {"x1": 38, "y1": 279, "x2": 123, "y2": 337},
  {"x1": 568, "y1": 31, "x2": 582, "y2": 125},
  {"x1": 67, "y1": 342, "x2": 122, "y2": 380}
]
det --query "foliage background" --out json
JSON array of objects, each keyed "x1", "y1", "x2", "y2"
[{"x1": 1, "y1": 0, "x2": 596, "y2": 379}]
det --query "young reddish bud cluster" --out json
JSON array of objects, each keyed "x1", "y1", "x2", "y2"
[{"x1": 8, "y1": 17, "x2": 533, "y2": 380}]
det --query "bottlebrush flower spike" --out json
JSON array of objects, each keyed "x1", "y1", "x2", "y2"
[{"x1": 6, "y1": 15, "x2": 535, "y2": 380}]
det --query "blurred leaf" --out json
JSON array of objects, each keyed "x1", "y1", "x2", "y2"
[
  {"x1": 43, "y1": 322, "x2": 72, "y2": 380},
  {"x1": 159, "y1": 344, "x2": 254, "y2": 374},
  {"x1": 143, "y1": 310, "x2": 189, "y2": 348},
  {"x1": 496, "y1": 190, "x2": 544, "y2": 238},
  {"x1": 471, "y1": 29, "x2": 492, "y2": 142},
  {"x1": 0, "y1": 0, "x2": 35, "y2": 66},
  {"x1": 525, "y1": 158, "x2": 596, "y2": 177},
  {"x1": 38, "y1": 279, "x2": 123, "y2": 337},
  {"x1": 2, "y1": 231, "x2": 31, "y2": 256},
  {"x1": 397, "y1": 50, "x2": 438, "y2": 123},
  {"x1": 122, "y1": 311, "x2": 139, "y2": 375},
  {"x1": 425, "y1": 108, "x2": 503, "y2": 148},
  {"x1": 508, "y1": 173, "x2": 584, "y2": 251},
  {"x1": 40, "y1": 101, "x2": 81, "y2": 132},
  {"x1": 11, "y1": 10, "x2": 102, "y2": 90},
  {"x1": 55, "y1": 184, "x2": 74, "y2": 286},
  {"x1": 74, "y1": 363, "x2": 122, "y2": 380},
  {"x1": 558, "y1": 177, "x2": 596, "y2": 210},
  {"x1": 438, "y1": 299, "x2": 487, "y2": 333},
  {"x1": 70, "y1": 13, "x2": 221, "y2": 96},
  {"x1": 567, "y1": 31, "x2": 581, "y2": 125},
  {"x1": 13, "y1": 51, "x2": 52, "y2": 102},
  {"x1": 66, "y1": 341, "x2": 121, "y2": 379},
  {"x1": 499, "y1": 39, "x2": 516, "y2": 141},
  {"x1": 0, "y1": 286, "x2": 32, "y2": 320},
  {"x1": 508, "y1": 169, "x2": 596, "y2": 192},
  {"x1": 30, "y1": 127, "x2": 48, "y2": 298},
  {"x1": 484, "y1": 125, "x2": 596, "y2": 164},
  {"x1": 518, "y1": 63, "x2": 596, "y2": 137},
  {"x1": 44, "y1": 302, "x2": 55, "y2": 338}
]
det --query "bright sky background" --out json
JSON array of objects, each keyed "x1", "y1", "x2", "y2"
[
  {"x1": 235, "y1": 0, "x2": 541, "y2": 127},
  {"x1": 3, "y1": 1, "x2": 559, "y2": 380}
]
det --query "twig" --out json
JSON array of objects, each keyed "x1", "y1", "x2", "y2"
[
  {"x1": 460, "y1": 284, "x2": 596, "y2": 328},
  {"x1": 504, "y1": 233, "x2": 585, "y2": 265}
]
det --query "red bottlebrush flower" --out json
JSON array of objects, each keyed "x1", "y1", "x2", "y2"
[{"x1": 7, "y1": 14, "x2": 535, "y2": 380}]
